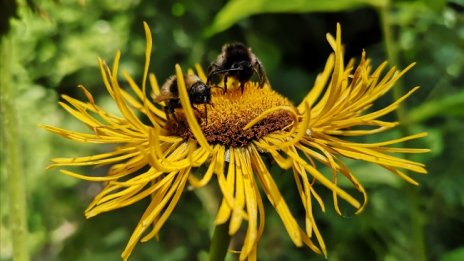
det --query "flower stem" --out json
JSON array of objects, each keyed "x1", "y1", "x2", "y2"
[
  {"x1": 209, "y1": 220, "x2": 231, "y2": 261},
  {"x1": 378, "y1": 3, "x2": 408, "y2": 126},
  {"x1": 1, "y1": 35, "x2": 30, "y2": 261},
  {"x1": 378, "y1": 3, "x2": 427, "y2": 261}
]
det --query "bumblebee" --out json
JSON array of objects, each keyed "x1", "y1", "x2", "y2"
[
  {"x1": 154, "y1": 74, "x2": 212, "y2": 123},
  {"x1": 207, "y1": 42, "x2": 269, "y2": 93}
]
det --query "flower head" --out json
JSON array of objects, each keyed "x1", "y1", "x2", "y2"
[{"x1": 43, "y1": 22, "x2": 429, "y2": 260}]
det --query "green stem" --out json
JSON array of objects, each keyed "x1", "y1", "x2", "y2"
[
  {"x1": 209, "y1": 220, "x2": 231, "y2": 261},
  {"x1": 378, "y1": 3, "x2": 408, "y2": 126},
  {"x1": 1, "y1": 35, "x2": 30, "y2": 260},
  {"x1": 378, "y1": 3, "x2": 426, "y2": 261},
  {"x1": 405, "y1": 187, "x2": 427, "y2": 261}
]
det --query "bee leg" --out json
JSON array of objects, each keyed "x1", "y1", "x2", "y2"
[
  {"x1": 191, "y1": 105, "x2": 206, "y2": 125},
  {"x1": 172, "y1": 111, "x2": 179, "y2": 122},
  {"x1": 164, "y1": 106, "x2": 171, "y2": 121},
  {"x1": 206, "y1": 76, "x2": 212, "y2": 87},
  {"x1": 204, "y1": 102, "x2": 208, "y2": 125},
  {"x1": 240, "y1": 81, "x2": 245, "y2": 93},
  {"x1": 254, "y1": 61, "x2": 268, "y2": 88},
  {"x1": 223, "y1": 73, "x2": 229, "y2": 93},
  {"x1": 165, "y1": 103, "x2": 178, "y2": 123}
]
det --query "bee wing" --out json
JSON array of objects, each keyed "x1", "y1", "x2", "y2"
[
  {"x1": 253, "y1": 58, "x2": 269, "y2": 87},
  {"x1": 206, "y1": 63, "x2": 220, "y2": 84},
  {"x1": 153, "y1": 92, "x2": 177, "y2": 103},
  {"x1": 184, "y1": 74, "x2": 202, "y2": 88},
  {"x1": 154, "y1": 75, "x2": 178, "y2": 102}
]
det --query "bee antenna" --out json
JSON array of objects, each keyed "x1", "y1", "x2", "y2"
[
  {"x1": 204, "y1": 102, "x2": 208, "y2": 125},
  {"x1": 213, "y1": 68, "x2": 243, "y2": 74}
]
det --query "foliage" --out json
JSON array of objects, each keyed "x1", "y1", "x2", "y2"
[{"x1": 1, "y1": 0, "x2": 463, "y2": 260}]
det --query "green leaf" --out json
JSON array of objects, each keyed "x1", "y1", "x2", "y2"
[
  {"x1": 420, "y1": 0, "x2": 447, "y2": 11},
  {"x1": 409, "y1": 91, "x2": 464, "y2": 123},
  {"x1": 204, "y1": 0, "x2": 388, "y2": 36},
  {"x1": 440, "y1": 248, "x2": 464, "y2": 261}
]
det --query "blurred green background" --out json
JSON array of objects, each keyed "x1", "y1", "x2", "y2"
[{"x1": 1, "y1": 0, "x2": 463, "y2": 260}]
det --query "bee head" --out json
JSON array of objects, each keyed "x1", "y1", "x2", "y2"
[{"x1": 189, "y1": 81, "x2": 211, "y2": 104}]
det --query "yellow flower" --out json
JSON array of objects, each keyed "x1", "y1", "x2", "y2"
[{"x1": 42, "y1": 22, "x2": 429, "y2": 260}]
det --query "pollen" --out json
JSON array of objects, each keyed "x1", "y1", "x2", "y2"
[{"x1": 168, "y1": 83, "x2": 296, "y2": 147}]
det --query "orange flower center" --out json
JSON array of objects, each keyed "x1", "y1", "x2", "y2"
[{"x1": 167, "y1": 83, "x2": 295, "y2": 147}]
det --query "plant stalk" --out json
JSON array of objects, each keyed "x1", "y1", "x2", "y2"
[
  {"x1": 1, "y1": 35, "x2": 30, "y2": 261},
  {"x1": 378, "y1": 3, "x2": 408, "y2": 126},
  {"x1": 209, "y1": 220, "x2": 231, "y2": 261},
  {"x1": 378, "y1": 3, "x2": 426, "y2": 261}
]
